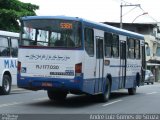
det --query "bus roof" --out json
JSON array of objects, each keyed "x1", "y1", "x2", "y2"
[
  {"x1": 21, "y1": 16, "x2": 144, "y2": 40},
  {"x1": 0, "y1": 30, "x2": 19, "y2": 38}
]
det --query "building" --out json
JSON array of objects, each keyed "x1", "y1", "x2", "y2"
[{"x1": 103, "y1": 22, "x2": 160, "y2": 82}]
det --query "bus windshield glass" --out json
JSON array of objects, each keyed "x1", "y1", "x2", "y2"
[{"x1": 21, "y1": 19, "x2": 81, "y2": 48}]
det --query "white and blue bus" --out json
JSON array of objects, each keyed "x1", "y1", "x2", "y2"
[
  {"x1": 0, "y1": 30, "x2": 19, "y2": 95},
  {"x1": 17, "y1": 16, "x2": 145, "y2": 102}
]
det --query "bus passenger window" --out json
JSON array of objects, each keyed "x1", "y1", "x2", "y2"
[
  {"x1": 104, "y1": 32, "x2": 112, "y2": 57},
  {"x1": 84, "y1": 28, "x2": 94, "y2": 56},
  {"x1": 127, "y1": 38, "x2": 135, "y2": 59},
  {"x1": 11, "y1": 38, "x2": 19, "y2": 57},
  {"x1": 0, "y1": 37, "x2": 10, "y2": 57},
  {"x1": 104, "y1": 32, "x2": 119, "y2": 58},
  {"x1": 135, "y1": 40, "x2": 140, "y2": 59},
  {"x1": 105, "y1": 47, "x2": 111, "y2": 57},
  {"x1": 112, "y1": 34, "x2": 119, "y2": 57}
]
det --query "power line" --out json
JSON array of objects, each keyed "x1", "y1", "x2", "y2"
[
  {"x1": 111, "y1": 1, "x2": 140, "y2": 22},
  {"x1": 121, "y1": 0, "x2": 133, "y2": 5},
  {"x1": 122, "y1": 6, "x2": 138, "y2": 17},
  {"x1": 111, "y1": 0, "x2": 159, "y2": 23},
  {"x1": 139, "y1": 6, "x2": 145, "y2": 12},
  {"x1": 122, "y1": 0, "x2": 159, "y2": 23},
  {"x1": 148, "y1": 15, "x2": 158, "y2": 22},
  {"x1": 138, "y1": 6, "x2": 158, "y2": 22}
]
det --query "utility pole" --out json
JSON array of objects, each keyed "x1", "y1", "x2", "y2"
[
  {"x1": 120, "y1": 2, "x2": 123, "y2": 29},
  {"x1": 120, "y1": 3, "x2": 140, "y2": 28}
]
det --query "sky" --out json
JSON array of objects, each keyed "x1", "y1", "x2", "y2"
[{"x1": 19, "y1": 0, "x2": 160, "y2": 23}]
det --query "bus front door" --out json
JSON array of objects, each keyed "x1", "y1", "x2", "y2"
[
  {"x1": 119, "y1": 40, "x2": 126, "y2": 88},
  {"x1": 95, "y1": 37, "x2": 104, "y2": 93}
]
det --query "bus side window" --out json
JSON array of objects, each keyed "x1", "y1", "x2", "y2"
[
  {"x1": 127, "y1": 38, "x2": 135, "y2": 59},
  {"x1": 0, "y1": 37, "x2": 10, "y2": 57},
  {"x1": 84, "y1": 28, "x2": 94, "y2": 56},
  {"x1": 11, "y1": 38, "x2": 19, "y2": 57},
  {"x1": 104, "y1": 32, "x2": 112, "y2": 57},
  {"x1": 112, "y1": 34, "x2": 119, "y2": 58},
  {"x1": 135, "y1": 39, "x2": 140, "y2": 59}
]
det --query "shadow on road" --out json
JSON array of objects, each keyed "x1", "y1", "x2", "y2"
[{"x1": 27, "y1": 91, "x2": 136, "y2": 108}]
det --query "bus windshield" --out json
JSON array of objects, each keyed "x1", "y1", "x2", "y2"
[{"x1": 21, "y1": 19, "x2": 82, "y2": 48}]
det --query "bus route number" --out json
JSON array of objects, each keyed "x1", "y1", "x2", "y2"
[{"x1": 60, "y1": 23, "x2": 73, "y2": 29}]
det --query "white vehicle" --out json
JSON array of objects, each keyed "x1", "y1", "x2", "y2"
[
  {"x1": 0, "y1": 30, "x2": 19, "y2": 95},
  {"x1": 17, "y1": 16, "x2": 145, "y2": 102}
]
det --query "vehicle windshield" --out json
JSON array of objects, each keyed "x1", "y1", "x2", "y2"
[{"x1": 21, "y1": 19, "x2": 81, "y2": 48}]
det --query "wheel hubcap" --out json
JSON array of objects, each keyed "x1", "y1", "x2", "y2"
[
  {"x1": 4, "y1": 78, "x2": 10, "y2": 92},
  {"x1": 106, "y1": 84, "x2": 110, "y2": 99}
]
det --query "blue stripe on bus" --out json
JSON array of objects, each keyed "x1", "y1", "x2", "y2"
[
  {"x1": 17, "y1": 74, "x2": 136, "y2": 95},
  {"x1": 110, "y1": 65, "x2": 126, "y2": 67},
  {"x1": 82, "y1": 75, "x2": 136, "y2": 94},
  {"x1": 110, "y1": 65, "x2": 141, "y2": 68},
  {"x1": 17, "y1": 75, "x2": 83, "y2": 91}
]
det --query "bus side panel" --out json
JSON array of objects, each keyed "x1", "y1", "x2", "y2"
[
  {"x1": 103, "y1": 58, "x2": 120, "y2": 91},
  {"x1": 125, "y1": 76, "x2": 136, "y2": 88},
  {"x1": 83, "y1": 79, "x2": 95, "y2": 94},
  {"x1": 0, "y1": 58, "x2": 17, "y2": 86},
  {"x1": 125, "y1": 59, "x2": 141, "y2": 88},
  {"x1": 82, "y1": 51, "x2": 96, "y2": 94},
  {"x1": 82, "y1": 28, "x2": 104, "y2": 95},
  {"x1": 110, "y1": 77, "x2": 119, "y2": 91}
]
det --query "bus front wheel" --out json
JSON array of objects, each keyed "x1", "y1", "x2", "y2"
[
  {"x1": 0, "y1": 75, "x2": 11, "y2": 95},
  {"x1": 47, "y1": 90, "x2": 67, "y2": 101}
]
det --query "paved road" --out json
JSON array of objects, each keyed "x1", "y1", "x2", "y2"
[{"x1": 0, "y1": 83, "x2": 160, "y2": 119}]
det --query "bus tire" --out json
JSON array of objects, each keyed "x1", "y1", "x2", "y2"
[
  {"x1": 128, "y1": 77, "x2": 137, "y2": 95},
  {"x1": 136, "y1": 73, "x2": 140, "y2": 87},
  {"x1": 99, "y1": 79, "x2": 111, "y2": 102},
  {"x1": 47, "y1": 90, "x2": 67, "y2": 101},
  {"x1": 0, "y1": 75, "x2": 11, "y2": 95},
  {"x1": 128, "y1": 87, "x2": 136, "y2": 95}
]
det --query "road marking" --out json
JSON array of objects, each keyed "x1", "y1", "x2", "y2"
[
  {"x1": 146, "y1": 92, "x2": 158, "y2": 95},
  {"x1": 102, "y1": 99, "x2": 122, "y2": 107},
  {"x1": 0, "y1": 102, "x2": 22, "y2": 108},
  {"x1": 33, "y1": 97, "x2": 48, "y2": 101}
]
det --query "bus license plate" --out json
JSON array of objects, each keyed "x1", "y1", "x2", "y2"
[{"x1": 42, "y1": 82, "x2": 52, "y2": 87}]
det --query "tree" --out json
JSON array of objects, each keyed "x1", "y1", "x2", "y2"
[{"x1": 0, "y1": 0, "x2": 39, "y2": 32}]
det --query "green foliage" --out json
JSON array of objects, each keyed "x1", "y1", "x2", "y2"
[{"x1": 0, "y1": 0, "x2": 39, "y2": 32}]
